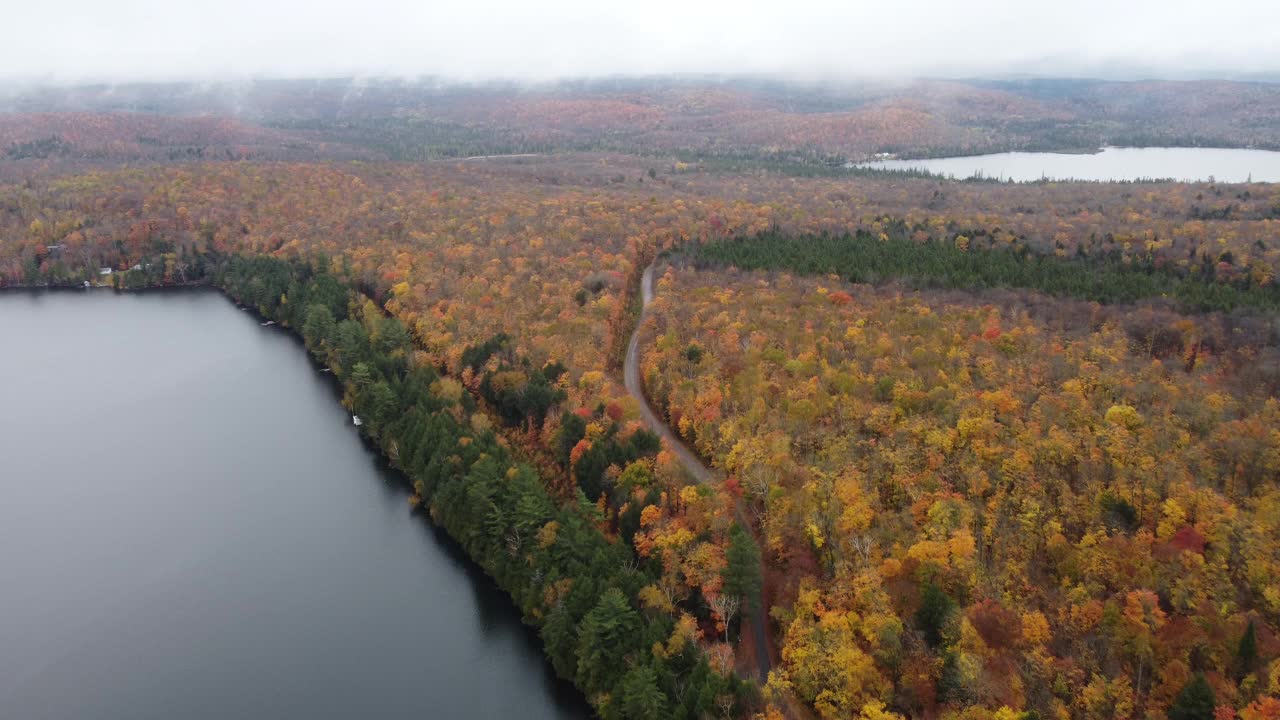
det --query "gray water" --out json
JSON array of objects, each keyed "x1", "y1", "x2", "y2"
[
  {"x1": 856, "y1": 146, "x2": 1280, "y2": 182},
  {"x1": 0, "y1": 288, "x2": 590, "y2": 720}
]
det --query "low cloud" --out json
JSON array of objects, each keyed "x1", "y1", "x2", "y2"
[{"x1": 5, "y1": 0, "x2": 1280, "y2": 83}]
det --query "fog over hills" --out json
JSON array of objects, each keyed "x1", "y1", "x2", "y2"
[{"x1": 4, "y1": 0, "x2": 1280, "y2": 84}]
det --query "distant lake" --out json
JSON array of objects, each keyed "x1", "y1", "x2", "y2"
[
  {"x1": 0, "y1": 289, "x2": 590, "y2": 720},
  {"x1": 856, "y1": 146, "x2": 1280, "y2": 182}
]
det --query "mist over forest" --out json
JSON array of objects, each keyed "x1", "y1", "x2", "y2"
[{"x1": 5, "y1": 3, "x2": 1280, "y2": 720}]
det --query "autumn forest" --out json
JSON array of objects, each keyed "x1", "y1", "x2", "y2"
[{"x1": 3, "y1": 77, "x2": 1280, "y2": 720}]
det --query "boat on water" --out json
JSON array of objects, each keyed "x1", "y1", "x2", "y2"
[
  {"x1": 260, "y1": 320, "x2": 276, "y2": 327},
  {"x1": 352, "y1": 415, "x2": 363, "y2": 426}
]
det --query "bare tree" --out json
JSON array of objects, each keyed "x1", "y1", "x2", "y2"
[
  {"x1": 708, "y1": 594, "x2": 741, "y2": 643},
  {"x1": 717, "y1": 692, "x2": 735, "y2": 720},
  {"x1": 850, "y1": 533, "x2": 875, "y2": 567}
]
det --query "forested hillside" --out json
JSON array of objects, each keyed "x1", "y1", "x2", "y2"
[
  {"x1": 2, "y1": 87, "x2": 1280, "y2": 718},
  {"x1": 7, "y1": 77, "x2": 1280, "y2": 166}
]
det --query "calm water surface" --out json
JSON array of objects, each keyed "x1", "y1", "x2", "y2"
[
  {"x1": 0, "y1": 288, "x2": 590, "y2": 720},
  {"x1": 858, "y1": 146, "x2": 1280, "y2": 182}
]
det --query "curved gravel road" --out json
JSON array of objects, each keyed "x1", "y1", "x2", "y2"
[{"x1": 623, "y1": 261, "x2": 772, "y2": 682}]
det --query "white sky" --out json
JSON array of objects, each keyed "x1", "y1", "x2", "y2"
[{"x1": 5, "y1": 0, "x2": 1280, "y2": 82}]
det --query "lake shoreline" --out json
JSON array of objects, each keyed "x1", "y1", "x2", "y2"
[
  {"x1": 0, "y1": 281, "x2": 597, "y2": 719},
  {"x1": 853, "y1": 145, "x2": 1280, "y2": 182},
  {"x1": 878, "y1": 140, "x2": 1280, "y2": 162},
  {"x1": 3, "y1": 255, "x2": 747, "y2": 717}
]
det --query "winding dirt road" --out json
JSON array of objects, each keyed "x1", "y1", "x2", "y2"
[{"x1": 623, "y1": 261, "x2": 772, "y2": 683}]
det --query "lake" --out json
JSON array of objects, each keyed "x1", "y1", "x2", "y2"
[
  {"x1": 856, "y1": 146, "x2": 1280, "y2": 182},
  {"x1": 0, "y1": 288, "x2": 590, "y2": 720}
]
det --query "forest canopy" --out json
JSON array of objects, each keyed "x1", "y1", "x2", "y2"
[{"x1": 2, "y1": 77, "x2": 1280, "y2": 719}]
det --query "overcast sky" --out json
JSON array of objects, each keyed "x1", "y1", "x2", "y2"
[{"x1": 5, "y1": 0, "x2": 1280, "y2": 83}]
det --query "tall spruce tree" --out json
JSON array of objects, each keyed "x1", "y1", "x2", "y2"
[
  {"x1": 723, "y1": 522, "x2": 763, "y2": 612},
  {"x1": 1237, "y1": 619, "x2": 1259, "y2": 679},
  {"x1": 1168, "y1": 673, "x2": 1216, "y2": 720}
]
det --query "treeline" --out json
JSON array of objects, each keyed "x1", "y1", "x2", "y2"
[
  {"x1": 270, "y1": 117, "x2": 559, "y2": 161},
  {"x1": 690, "y1": 228, "x2": 1280, "y2": 314},
  {"x1": 5, "y1": 135, "x2": 75, "y2": 160},
  {"x1": 214, "y1": 255, "x2": 753, "y2": 720}
]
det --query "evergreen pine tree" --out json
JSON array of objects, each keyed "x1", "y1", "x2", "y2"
[
  {"x1": 915, "y1": 583, "x2": 955, "y2": 648},
  {"x1": 723, "y1": 522, "x2": 763, "y2": 612},
  {"x1": 617, "y1": 665, "x2": 668, "y2": 720},
  {"x1": 1168, "y1": 673, "x2": 1216, "y2": 720},
  {"x1": 1237, "y1": 619, "x2": 1258, "y2": 679},
  {"x1": 576, "y1": 588, "x2": 641, "y2": 694}
]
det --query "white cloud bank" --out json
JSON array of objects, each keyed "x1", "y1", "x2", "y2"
[{"x1": 5, "y1": 0, "x2": 1280, "y2": 82}]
